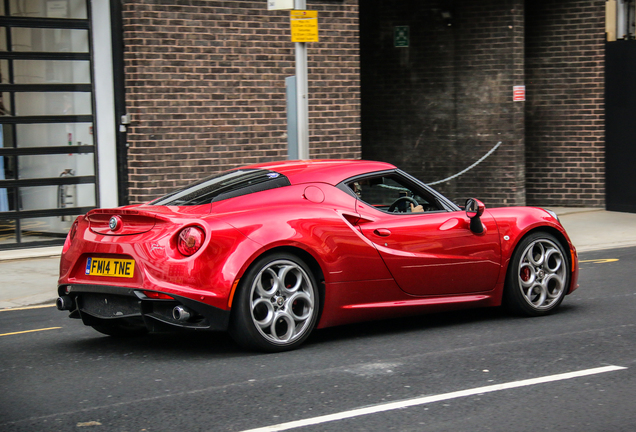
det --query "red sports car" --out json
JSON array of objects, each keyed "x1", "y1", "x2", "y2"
[{"x1": 57, "y1": 160, "x2": 579, "y2": 352}]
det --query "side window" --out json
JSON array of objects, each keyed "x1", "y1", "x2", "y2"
[
  {"x1": 150, "y1": 169, "x2": 290, "y2": 206},
  {"x1": 347, "y1": 174, "x2": 443, "y2": 214}
]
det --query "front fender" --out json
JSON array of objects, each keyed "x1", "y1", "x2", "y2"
[{"x1": 487, "y1": 207, "x2": 578, "y2": 294}]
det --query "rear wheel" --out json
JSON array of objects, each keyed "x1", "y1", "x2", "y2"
[
  {"x1": 229, "y1": 252, "x2": 320, "y2": 352},
  {"x1": 504, "y1": 232, "x2": 570, "y2": 316}
]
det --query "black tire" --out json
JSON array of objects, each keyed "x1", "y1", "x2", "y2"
[
  {"x1": 504, "y1": 231, "x2": 570, "y2": 316},
  {"x1": 229, "y1": 252, "x2": 320, "y2": 352},
  {"x1": 91, "y1": 318, "x2": 148, "y2": 337}
]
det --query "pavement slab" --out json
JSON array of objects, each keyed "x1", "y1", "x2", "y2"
[
  {"x1": 551, "y1": 208, "x2": 636, "y2": 252},
  {"x1": 0, "y1": 256, "x2": 60, "y2": 309}
]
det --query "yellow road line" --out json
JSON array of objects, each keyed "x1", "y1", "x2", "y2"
[
  {"x1": 0, "y1": 305, "x2": 55, "y2": 312},
  {"x1": 0, "y1": 327, "x2": 61, "y2": 337},
  {"x1": 579, "y1": 258, "x2": 619, "y2": 264}
]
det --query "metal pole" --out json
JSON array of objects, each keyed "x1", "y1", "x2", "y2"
[
  {"x1": 285, "y1": 76, "x2": 298, "y2": 159},
  {"x1": 294, "y1": 0, "x2": 309, "y2": 159}
]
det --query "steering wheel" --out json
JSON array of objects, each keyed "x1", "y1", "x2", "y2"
[{"x1": 388, "y1": 196, "x2": 420, "y2": 213}]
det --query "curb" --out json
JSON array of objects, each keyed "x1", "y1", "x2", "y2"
[{"x1": 0, "y1": 246, "x2": 62, "y2": 262}]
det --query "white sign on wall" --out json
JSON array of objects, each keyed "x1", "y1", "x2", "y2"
[
  {"x1": 268, "y1": 0, "x2": 294, "y2": 10},
  {"x1": 513, "y1": 85, "x2": 526, "y2": 101},
  {"x1": 47, "y1": 0, "x2": 68, "y2": 18}
]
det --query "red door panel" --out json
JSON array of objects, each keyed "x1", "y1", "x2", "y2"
[{"x1": 357, "y1": 205, "x2": 501, "y2": 296}]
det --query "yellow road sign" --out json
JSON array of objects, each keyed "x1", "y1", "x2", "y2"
[{"x1": 290, "y1": 10, "x2": 318, "y2": 43}]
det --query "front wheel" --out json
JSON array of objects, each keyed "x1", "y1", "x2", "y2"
[
  {"x1": 504, "y1": 232, "x2": 570, "y2": 316},
  {"x1": 229, "y1": 252, "x2": 320, "y2": 352}
]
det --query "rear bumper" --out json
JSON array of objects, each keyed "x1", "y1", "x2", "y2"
[{"x1": 57, "y1": 284, "x2": 230, "y2": 332}]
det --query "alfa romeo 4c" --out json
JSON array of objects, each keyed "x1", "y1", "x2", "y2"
[{"x1": 57, "y1": 160, "x2": 578, "y2": 352}]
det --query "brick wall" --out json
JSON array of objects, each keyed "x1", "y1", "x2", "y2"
[
  {"x1": 525, "y1": 0, "x2": 605, "y2": 208},
  {"x1": 360, "y1": 0, "x2": 526, "y2": 208},
  {"x1": 122, "y1": 0, "x2": 361, "y2": 204},
  {"x1": 121, "y1": 0, "x2": 605, "y2": 208}
]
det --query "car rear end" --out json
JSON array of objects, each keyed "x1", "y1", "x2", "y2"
[{"x1": 57, "y1": 206, "x2": 245, "y2": 335}]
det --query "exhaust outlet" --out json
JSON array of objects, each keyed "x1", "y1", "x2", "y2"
[
  {"x1": 172, "y1": 305, "x2": 192, "y2": 322},
  {"x1": 56, "y1": 296, "x2": 74, "y2": 311}
]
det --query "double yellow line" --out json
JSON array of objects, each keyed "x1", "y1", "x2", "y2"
[
  {"x1": 0, "y1": 304, "x2": 61, "y2": 337},
  {"x1": 0, "y1": 327, "x2": 61, "y2": 337},
  {"x1": 0, "y1": 304, "x2": 56, "y2": 312}
]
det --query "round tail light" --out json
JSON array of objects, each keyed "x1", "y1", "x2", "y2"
[
  {"x1": 62, "y1": 219, "x2": 80, "y2": 253},
  {"x1": 177, "y1": 226, "x2": 205, "y2": 256}
]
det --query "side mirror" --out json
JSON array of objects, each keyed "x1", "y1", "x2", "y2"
[{"x1": 465, "y1": 198, "x2": 485, "y2": 234}]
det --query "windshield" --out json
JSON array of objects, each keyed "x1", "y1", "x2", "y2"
[{"x1": 149, "y1": 169, "x2": 291, "y2": 206}]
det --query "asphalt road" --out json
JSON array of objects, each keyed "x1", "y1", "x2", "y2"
[{"x1": 1, "y1": 247, "x2": 635, "y2": 432}]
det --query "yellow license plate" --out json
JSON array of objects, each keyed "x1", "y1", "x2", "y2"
[{"x1": 85, "y1": 257, "x2": 135, "y2": 278}]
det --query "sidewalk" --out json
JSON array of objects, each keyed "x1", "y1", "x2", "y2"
[
  {"x1": 548, "y1": 207, "x2": 636, "y2": 252},
  {"x1": 1, "y1": 208, "x2": 636, "y2": 310},
  {"x1": 0, "y1": 247, "x2": 61, "y2": 310}
]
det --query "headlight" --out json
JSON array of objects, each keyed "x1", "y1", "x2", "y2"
[{"x1": 544, "y1": 209, "x2": 560, "y2": 223}]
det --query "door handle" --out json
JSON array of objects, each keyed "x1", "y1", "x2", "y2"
[{"x1": 373, "y1": 228, "x2": 391, "y2": 237}]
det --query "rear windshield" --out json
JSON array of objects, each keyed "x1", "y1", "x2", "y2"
[{"x1": 149, "y1": 169, "x2": 291, "y2": 206}]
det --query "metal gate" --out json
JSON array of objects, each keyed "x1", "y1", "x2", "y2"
[{"x1": 0, "y1": 0, "x2": 97, "y2": 249}]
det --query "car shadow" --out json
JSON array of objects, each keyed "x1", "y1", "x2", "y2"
[
  {"x1": 307, "y1": 307, "x2": 503, "y2": 345},
  {"x1": 62, "y1": 303, "x2": 580, "y2": 357},
  {"x1": 66, "y1": 328, "x2": 244, "y2": 358},
  {"x1": 306, "y1": 303, "x2": 579, "y2": 348}
]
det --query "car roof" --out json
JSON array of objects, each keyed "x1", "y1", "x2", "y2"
[{"x1": 242, "y1": 159, "x2": 396, "y2": 185}]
